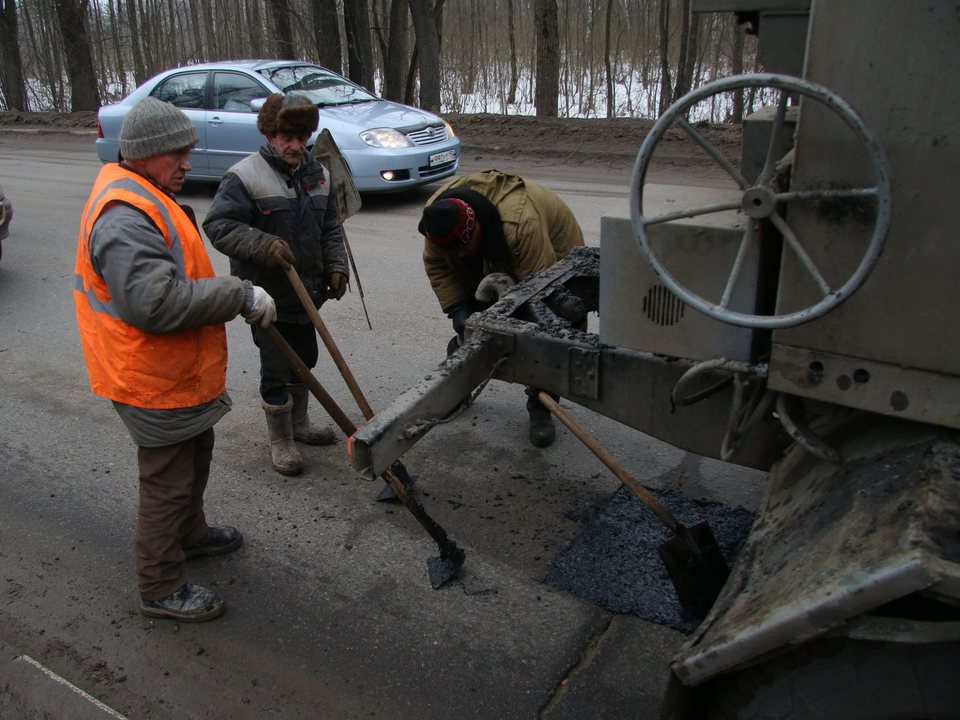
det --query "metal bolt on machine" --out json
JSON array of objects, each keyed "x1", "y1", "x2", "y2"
[{"x1": 350, "y1": 1, "x2": 960, "y2": 715}]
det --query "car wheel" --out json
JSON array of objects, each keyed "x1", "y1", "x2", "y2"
[{"x1": 709, "y1": 639, "x2": 960, "y2": 720}]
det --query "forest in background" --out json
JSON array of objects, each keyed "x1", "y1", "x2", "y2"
[{"x1": 0, "y1": 0, "x2": 760, "y2": 122}]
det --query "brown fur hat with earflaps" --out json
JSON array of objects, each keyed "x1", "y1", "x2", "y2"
[{"x1": 257, "y1": 93, "x2": 319, "y2": 137}]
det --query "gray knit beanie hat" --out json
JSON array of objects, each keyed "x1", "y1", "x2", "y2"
[{"x1": 119, "y1": 97, "x2": 199, "y2": 160}]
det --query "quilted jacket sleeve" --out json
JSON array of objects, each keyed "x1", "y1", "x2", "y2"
[{"x1": 202, "y1": 171, "x2": 278, "y2": 266}]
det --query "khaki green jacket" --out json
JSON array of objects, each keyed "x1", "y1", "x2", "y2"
[{"x1": 423, "y1": 170, "x2": 584, "y2": 312}]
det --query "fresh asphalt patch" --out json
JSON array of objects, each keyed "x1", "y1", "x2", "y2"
[{"x1": 544, "y1": 486, "x2": 755, "y2": 633}]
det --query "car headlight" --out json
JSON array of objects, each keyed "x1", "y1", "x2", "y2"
[
  {"x1": 360, "y1": 128, "x2": 413, "y2": 149},
  {"x1": 443, "y1": 120, "x2": 456, "y2": 138}
]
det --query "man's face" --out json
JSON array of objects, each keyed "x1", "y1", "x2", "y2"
[
  {"x1": 455, "y1": 221, "x2": 483, "y2": 258},
  {"x1": 268, "y1": 131, "x2": 310, "y2": 169},
  {"x1": 139, "y1": 146, "x2": 193, "y2": 193}
]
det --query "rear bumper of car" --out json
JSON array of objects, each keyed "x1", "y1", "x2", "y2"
[{"x1": 96, "y1": 138, "x2": 121, "y2": 163}]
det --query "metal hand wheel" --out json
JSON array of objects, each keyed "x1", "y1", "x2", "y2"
[{"x1": 629, "y1": 73, "x2": 891, "y2": 329}]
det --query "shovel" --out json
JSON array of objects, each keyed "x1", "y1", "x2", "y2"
[
  {"x1": 537, "y1": 392, "x2": 730, "y2": 618},
  {"x1": 312, "y1": 128, "x2": 372, "y2": 330},
  {"x1": 262, "y1": 324, "x2": 464, "y2": 588},
  {"x1": 280, "y1": 259, "x2": 416, "y2": 501}
]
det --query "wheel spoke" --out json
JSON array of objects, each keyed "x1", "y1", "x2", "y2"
[
  {"x1": 677, "y1": 117, "x2": 750, "y2": 189},
  {"x1": 719, "y1": 219, "x2": 758, "y2": 309},
  {"x1": 642, "y1": 200, "x2": 743, "y2": 226},
  {"x1": 758, "y1": 91, "x2": 790, "y2": 187},
  {"x1": 769, "y1": 212, "x2": 832, "y2": 297},
  {"x1": 776, "y1": 187, "x2": 879, "y2": 202}
]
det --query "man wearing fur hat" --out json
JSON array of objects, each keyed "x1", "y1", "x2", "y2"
[
  {"x1": 75, "y1": 97, "x2": 278, "y2": 622},
  {"x1": 419, "y1": 169, "x2": 584, "y2": 448},
  {"x1": 204, "y1": 93, "x2": 349, "y2": 476}
]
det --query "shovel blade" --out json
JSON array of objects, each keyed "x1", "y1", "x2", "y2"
[
  {"x1": 658, "y1": 522, "x2": 730, "y2": 619},
  {"x1": 427, "y1": 547, "x2": 465, "y2": 589}
]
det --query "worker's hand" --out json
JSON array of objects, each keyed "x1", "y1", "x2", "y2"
[
  {"x1": 326, "y1": 272, "x2": 348, "y2": 300},
  {"x1": 241, "y1": 285, "x2": 277, "y2": 328},
  {"x1": 265, "y1": 238, "x2": 294, "y2": 269},
  {"x1": 447, "y1": 302, "x2": 475, "y2": 340}
]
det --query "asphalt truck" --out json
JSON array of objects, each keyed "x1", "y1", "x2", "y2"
[{"x1": 349, "y1": 1, "x2": 960, "y2": 716}]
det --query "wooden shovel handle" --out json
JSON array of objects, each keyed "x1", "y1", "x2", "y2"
[
  {"x1": 282, "y1": 261, "x2": 375, "y2": 420},
  {"x1": 263, "y1": 323, "x2": 456, "y2": 552},
  {"x1": 536, "y1": 391, "x2": 684, "y2": 535}
]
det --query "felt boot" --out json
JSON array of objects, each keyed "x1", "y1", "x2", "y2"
[
  {"x1": 288, "y1": 383, "x2": 336, "y2": 445},
  {"x1": 526, "y1": 393, "x2": 556, "y2": 448},
  {"x1": 262, "y1": 397, "x2": 304, "y2": 475}
]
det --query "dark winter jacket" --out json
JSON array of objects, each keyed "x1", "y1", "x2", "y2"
[{"x1": 203, "y1": 145, "x2": 349, "y2": 323}]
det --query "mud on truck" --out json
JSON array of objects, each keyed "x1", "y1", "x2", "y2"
[{"x1": 350, "y1": 1, "x2": 960, "y2": 717}]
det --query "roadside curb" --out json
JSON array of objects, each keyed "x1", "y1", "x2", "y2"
[{"x1": 0, "y1": 128, "x2": 97, "y2": 136}]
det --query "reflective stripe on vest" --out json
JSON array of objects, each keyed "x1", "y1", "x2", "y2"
[{"x1": 74, "y1": 164, "x2": 227, "y2": 408}]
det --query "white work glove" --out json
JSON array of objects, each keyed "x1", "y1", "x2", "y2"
[
  {"x1": 241, "y1": 284, "x2": 277, "y2": 328},
  {"x1": 475, "y1": 273, "x2": 516, "y2": 303}
]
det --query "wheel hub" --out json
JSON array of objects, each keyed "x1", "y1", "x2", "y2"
[{"x1": 742, "y1": 186, "x2": 776, "y2": 219}]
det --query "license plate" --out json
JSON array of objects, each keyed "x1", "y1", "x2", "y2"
[{"x1": 429, "y1": 149, "x2": 456, "y2": 167}]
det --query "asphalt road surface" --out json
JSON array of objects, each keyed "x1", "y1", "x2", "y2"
[{"x1": 0, "y1": 131, "x2": 762, "y2": 719}]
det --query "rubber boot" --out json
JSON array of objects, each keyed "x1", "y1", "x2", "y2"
[
  {"x1": 526, "y1": 392, "x2": 556, "y2": 448},
  {"x1": 288, "y1": 383, "x2": 336, "y2": 445},
  {"x1": 262, "y1": 397, "x2": 303, "y2": 475}
]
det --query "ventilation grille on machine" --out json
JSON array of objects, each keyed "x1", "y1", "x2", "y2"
[{"x1": 643, "y1": 284, "x2": 686, "y2": 326}]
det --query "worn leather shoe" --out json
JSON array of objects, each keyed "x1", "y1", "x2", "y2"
[
  {"x1": 528, "y1": 404, "x2": 556, "y2": 448},
  {"x1": 184, "y1": 525, "x2": 243, "y2": 559},
  {"x1": 140, "y1": 583, "x2": 224, "y2": 622}
]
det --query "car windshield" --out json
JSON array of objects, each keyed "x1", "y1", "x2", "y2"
[{"x1": 258, "y1": 65, "x2": 378, "y2": 106}]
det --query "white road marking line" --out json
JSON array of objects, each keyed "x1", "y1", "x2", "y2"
[{"x1": 16, "y1": 655, "x2": 130, "y2": 720}]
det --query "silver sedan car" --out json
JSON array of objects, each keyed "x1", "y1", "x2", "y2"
[{"x1": 96, "y1": 60, "x2": 461, "y2": 193}]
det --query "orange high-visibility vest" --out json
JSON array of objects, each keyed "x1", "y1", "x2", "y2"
[{"x1": 74, "y1": 164, "x2": 228, "y2": 409}]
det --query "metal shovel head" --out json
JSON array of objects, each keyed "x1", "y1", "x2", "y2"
[
  {"x1": 312, "y1": 128, "x2": 361, "y2": 221},
  {"x1": 427, "y1": 544, "x2": 466, "y2": 589},
  {"x1": 658, "y1": 522, "x2": 730, "y2": 619}
]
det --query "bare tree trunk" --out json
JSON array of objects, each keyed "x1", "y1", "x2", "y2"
[
  {"x1": 682, "y1": 8, "x2": 700, "y2": 98},
  {"x1": 124, "y1": 0, "x2": 146, "y2": 85},
  {"x1": 534, "y1": 0, "x2": 558, "y2": 117},
  {"x1": 732, "y1": 18, "x2": 745, "y2": 123},
  {"x1": 0, "y1": 0, "x2": 29, "y2": 110},
  {"x1": 407, "y1": 0, "x2": 441, "y2": 110},
  {"x1": 189, "y1": 0, "x2": 204, "y2": 62},
  {"x1": 107, "y1": 0, "x2": 127, "y2": 95},
  {"x1": 268, "y1": 0, "x2": 296, "y2": 60},
  {"x1": 313, "y1": 0, "x2": 342, "y2": 73},
  {"x1": 165, "y1": 0, "x2": 179, "y2": 66},
  {"x1": 507, "y1": 0, "x2": 518, "y2": 105},
  {"x1": 657, "y1": 0, "x2": 671, "y2": 115},
  {"x1": 675, "y1": 0, "x2": 690, "y2": 101},
  {"x1": 203, "y1": 0, "x2": 218, "y2": 59},
  {"x1": 404, "y1": 42, "x2": 418, "y2": 105},
  {"x1": 56, "y1": 0, "x2": 101, "y2": 110},
  {"x1": 246, "y1": 0, "x2": 263, "y2": 58},
  {"x1": 344, "y1": 0, "x2": 374, "y2": 89},
  {"x1": 382, "y1": 0, "x2": 407, "y2": 101},
  {"x1": 603, "y1": 0, "x2": 614, "y2": 118}
]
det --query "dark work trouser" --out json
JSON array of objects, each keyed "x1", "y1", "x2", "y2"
[
  {"x1": 135, "y1": 428, "x2": 214, "y2": 600},
  {"x1": 251, "y1": 321, "x2": 320, "y2": 406}
]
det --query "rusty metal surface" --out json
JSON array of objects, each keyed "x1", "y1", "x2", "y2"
[
  {"x1": 349, "y1": 249, "x2": 788, "y2": 480},
  {"x1": 769, "y1": 342, "x2": 960, "y2": 431},
  {"x1": 671, "y1": 418, "x2": 960, "y2": 685}
]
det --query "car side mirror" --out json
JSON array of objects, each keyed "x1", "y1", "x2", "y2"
[{"x1": 250, "y1": 98, "x2": 267, "y2": 113}]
